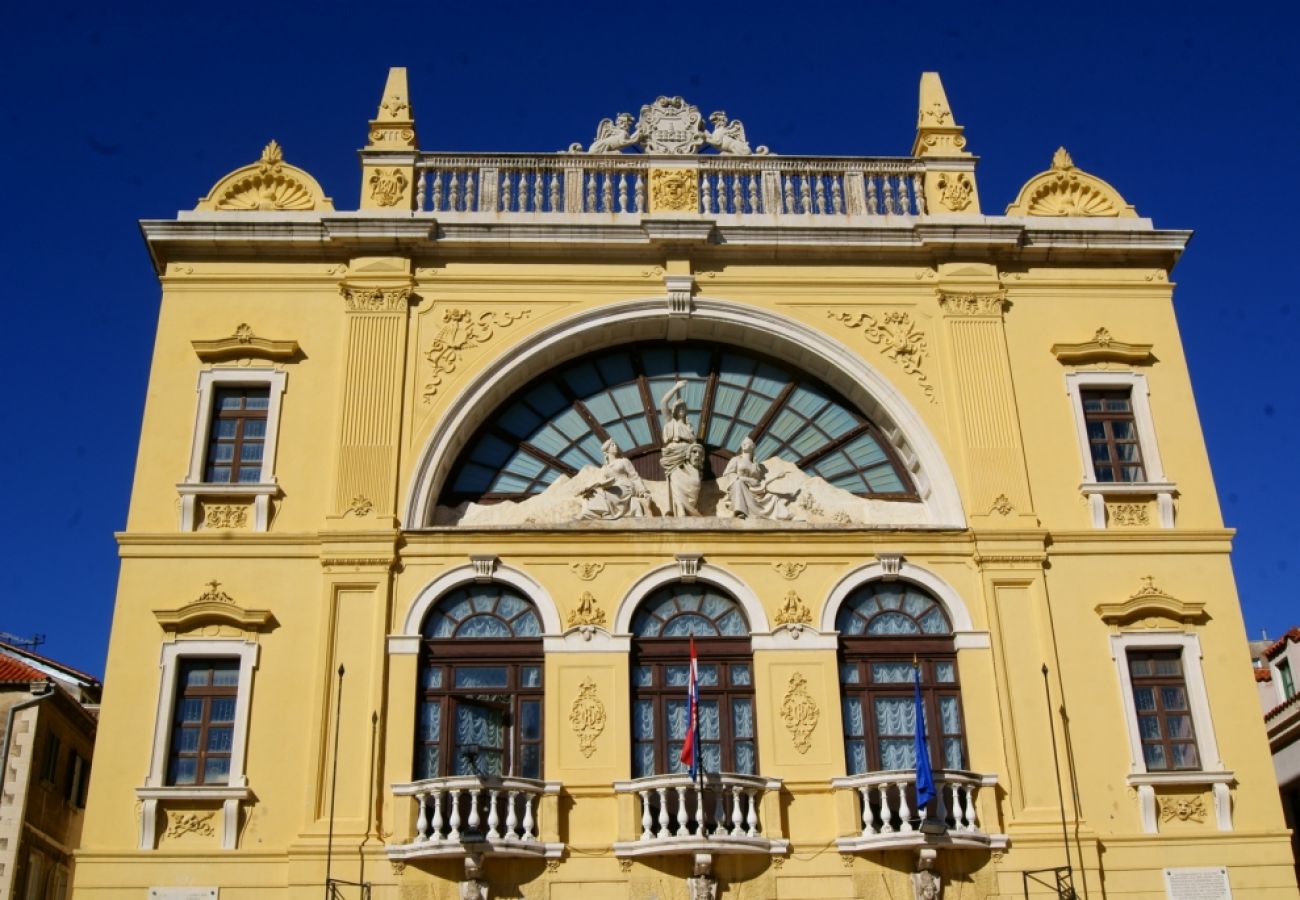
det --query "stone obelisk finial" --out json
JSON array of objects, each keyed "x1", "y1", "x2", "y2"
[
  {"x1": 360, "y1": 67, "x2": 418, "y2": 210},
  {"x1": 912, "y1": 72, "x2": 971, "y2": 158},
  {"x1": 912, "y1": 72, "x2": 980, "y2": 214}
]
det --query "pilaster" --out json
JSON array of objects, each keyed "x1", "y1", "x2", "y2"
[
  {"x1": 331, "y1": 259, "x2": 415, "y2": 528},
  {"x1": 936, "y1": 270, "x2": 1036, "y2": 527}
]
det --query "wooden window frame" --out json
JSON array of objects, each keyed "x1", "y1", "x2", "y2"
[
  {"x1": 203, "y1": 386, "x2": 270, "y2": 484},
  {"x1": 630, "y1": 636, "x2": 756, "y2": 777},
  {"x1": 1080, "y1": 387, "x2": 1146, "y2": 484},
  {"x1": 166, "y1": 658, "x2": 239, "y2": 786},
  {"x1": 1127, "y1": 649, "x2": 1202, "y2": 771},
  {"x1": 838, "y1": 637, "x2": 968, "y2": 773},
  {"x1": 415, "y1": 638, "x2": 545, "y2": 780}
]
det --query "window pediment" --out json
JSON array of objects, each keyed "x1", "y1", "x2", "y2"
[
  {"x1": 153, "y1": 581, "x2": 277, "y2": 634},
  {"x1": 1095, "y1": 577, "x2": 1208, "y2": 630}
]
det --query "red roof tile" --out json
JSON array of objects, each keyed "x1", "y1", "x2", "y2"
[
  {"x1": 0, "y1": 655, "x2": 47, "y2": 684},
  {"x1": 0, "y1": 641, "x2": 99, "y2": 685},
  {"x1": 1255, "y1": 667, "x2": 1273, "y2": 682},
  {"x1": 1263, "y1": 627, "x2": 1300, "y2": 661}
]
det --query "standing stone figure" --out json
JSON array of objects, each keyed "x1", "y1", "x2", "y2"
[
  {"x1": 579, "y1": 439, "x2": 652, "y2": 520},
  {"x1": 722, "y1": 437, "x2": 790, "y2": 520},
  {"x1": 660, "y1": 380, "x2": 704, "y2": 516}
]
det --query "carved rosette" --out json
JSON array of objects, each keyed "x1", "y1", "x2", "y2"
[
  {"x1": 340, "y1": 285, "x2": 412, "y2": 313},
  {"x1": 568, "y1": 678, "x2": 607, "y2": 758},
  {"x1": 828, "y1": 310, "x2": 935, "y2": 401},
  {"x1": 423, "y1": 308, "x2": 531, "y2": 400},
  {"x1": 780, "y1": 673, "x2": 820, "y2": 754},
  {"x1": 648, "y1": 169, "x2": 699, "y2": 213}
]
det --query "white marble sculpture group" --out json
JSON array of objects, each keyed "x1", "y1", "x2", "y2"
[{"x1": 577, "y1": 382, "x2": 790, "y2": 523}]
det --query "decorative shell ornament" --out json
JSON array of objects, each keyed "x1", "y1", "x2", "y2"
[
  {"x1": 195, "y1": 140, "x2": 334, "y2": 212},
  {"x1": 1005, "y1": 147, "x2": 1136, "y2": 217}
]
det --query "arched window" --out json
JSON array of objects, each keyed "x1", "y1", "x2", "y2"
[
  {"x1": 440, "y1": 342, "x2": 916, "y2": 507},
  {"x1": 630, "y1": 583, "x2": 756, "y2": 777},
  {"x1": 415, "y1": 584, "x2": 543, "y2": 780},
  {"x1": 836, "y1": 582, "x2": 968, "y2": 773}
]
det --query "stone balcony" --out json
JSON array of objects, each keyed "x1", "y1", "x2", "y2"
[
  {"x1": 612, "y1": 772, "x2": 788, "y2": 859},
  {"x1": 387, "y1": 775, "x2": 563, "y2": 862},
  {"x1": 831, "y1": 769, "x2": 1006, "y2": 853}
]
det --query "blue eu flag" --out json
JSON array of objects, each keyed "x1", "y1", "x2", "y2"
[{"x1": 913, "y1": 663, "x2": 937, "y2": 811}]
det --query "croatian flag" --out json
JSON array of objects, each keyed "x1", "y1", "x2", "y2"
[
  {"x1": 913, "y1": 662, "x2": 937, "y2": 811},
  {"x1": 679, "y1": 637, "x2": 701, "y2": 780}
]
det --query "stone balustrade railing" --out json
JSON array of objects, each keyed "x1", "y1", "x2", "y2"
[
  {"x1": 388, "y1": 775, "x2": 562, "y2": 859},
  {"x1": 831, "y1": 770, "x2": 1004, "y2": 850},
  {"x1": 612, "y1": 772, "x2": 787, "y2": 857},
  {"x1": 415, "y1": 154, "x2": 930, "y2": 217}
]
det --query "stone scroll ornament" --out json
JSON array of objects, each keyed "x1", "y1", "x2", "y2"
[
  {"x1": 570, "y1": 96, "x2": 769, "y2": 155},
  {"x1": 423, "y1": 308, "x2": 530, "y2": 401},
  {"x1": 780, "y1": 672, "x2": 820, "y2": 754},
  {"x1": 569, "y1": 678, "x2": 607, "y2": 758}
]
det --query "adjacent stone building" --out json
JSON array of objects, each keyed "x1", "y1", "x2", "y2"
[
  {"x1": 1, "y1": 642, "x2": 100, "y2": 900},
  {"x1": 73, "y1": 70, "x2": 1298, "y2": 899}
]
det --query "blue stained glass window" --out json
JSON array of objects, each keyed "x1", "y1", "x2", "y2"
[
  {"x1": 631, "y1": 583, "x2": 748, "y2": 637},
  {"x1": 421, "y1": 585, "x2": 542, "y2": 640},
  {"x1": 441, "y1": 342, "x2": 916, "y2": 505},
  {"x1": 836, "y1": 583, "x2": 953, "y2": 636}
]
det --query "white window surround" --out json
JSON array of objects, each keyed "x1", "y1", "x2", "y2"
[
  {"x1": 178, "y1": 368, "x2": 287, "y2": 532},
  {"x1": 136, "y1": 639, "x2": 259, "y2": 850},
  {"x1": 1064, "y1": 371, "x2": 1175, "y2": 529},
  {"x1": 1108, "y1": 631, "x2": 1232, "y2": 832}
]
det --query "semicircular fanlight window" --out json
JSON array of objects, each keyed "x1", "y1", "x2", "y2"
[
  {"x1": 441, "y1": 342, "x2": 915, "y2": 505},
  {"x1": 835, "y1": 582, "x2": 953, "y2": 636},
  {"x1": 421, "y1": 584, "x2": 543, "y2": 639},
  {"x1": 631, "y1": 583, "x2": 749, "y2": 638}
]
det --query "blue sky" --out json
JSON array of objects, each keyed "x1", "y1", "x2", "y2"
[{"x1": 2, "y1": 2, "x2": 1295, "y2": 675}]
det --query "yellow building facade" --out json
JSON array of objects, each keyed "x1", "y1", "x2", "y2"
[{"x1": 74, "y1": 71, "x2": 1298, "y2": 900}]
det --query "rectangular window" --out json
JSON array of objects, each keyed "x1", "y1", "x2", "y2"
[
  {"x1": 204, "y1": 387, "x2": 270, "y2": 484},
  {"x1": 167, "y1": 658, "x2": 240, "y2": 785},
  {"x1": 1128, "y1": 650, "x2": 1200, "y2": 771},
  {"x1": 40, "y1": 733, "x2": 61, "y2": 786},
  {"x1": 65, "y1": 752, "x2": 88, "y2": 807},
  {"x1": 1280, "y1": 660, "x2": 1296, "y2": 700},
  {"x1": 1081, "y1": 388, "x2": 1146, "y2": 483}
]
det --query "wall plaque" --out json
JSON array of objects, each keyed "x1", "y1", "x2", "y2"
[
  {"x1": 149, "y1": 890, "x2": 218, "y2": 900},
  {"x1": 1164, "y1": 868, "x2": 1231, "y2": 900}
]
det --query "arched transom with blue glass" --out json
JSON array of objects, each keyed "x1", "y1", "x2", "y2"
[
  {"x1": 835, "y1": 582, "x2": 953, "y2": 636},
  {"x1": 441, "y1": 342, "x2": 917, "y2": 505}
]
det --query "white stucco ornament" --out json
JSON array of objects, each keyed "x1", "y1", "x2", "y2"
[{"x1": 570, "y1": 96, "x2": 769, "y2": 155}]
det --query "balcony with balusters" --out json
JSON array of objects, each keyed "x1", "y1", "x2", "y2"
[
  {"x1": 612, "y1": 773, "x2": 788, "y2": 859},
  {"x1": 830, "y1": 770, "x2": 1006, "y2": 853},
  {"x1": 414, "y1": 154, "x2": 930, "y2": 220},
  {"x1": 387, "y1": 775, "x2": 563, "y2": 862}
]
